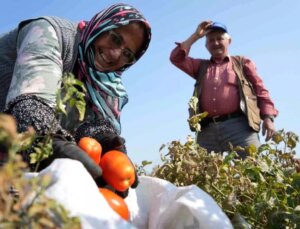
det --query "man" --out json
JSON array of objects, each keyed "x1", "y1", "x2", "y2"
[{"x1": 170, "y1": 21, "x2": 278, "y2": 157}]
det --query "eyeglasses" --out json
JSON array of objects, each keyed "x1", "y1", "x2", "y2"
[{"x1": 108, "y1": 30, "x2": 136, "y2": 65}]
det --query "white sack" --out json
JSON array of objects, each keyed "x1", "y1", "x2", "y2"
[
  {"x1": 26, "y1": 159, "x2": 233, "y2": 229},
  {"x1": 126, "y1": 176, "x2": 233, "y2": 229},
  {"x1": 36, "y1": 159, "x2": 134, "y2": 229}
]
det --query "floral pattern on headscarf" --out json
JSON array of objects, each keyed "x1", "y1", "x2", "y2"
[{"x1": 77, "y1": 3, "x2": 151, "y2": 134}]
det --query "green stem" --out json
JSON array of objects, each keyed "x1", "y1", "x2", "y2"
[{"x1": 211, "y1": 183, "x2": 227, "y2": 198}]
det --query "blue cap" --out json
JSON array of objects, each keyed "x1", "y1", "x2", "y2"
[{"x1": 208, "y1": 22, "x2": 228, "y2": 33}]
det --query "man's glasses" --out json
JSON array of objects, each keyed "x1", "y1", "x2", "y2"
[{"x1": 108, "y1": 30, "x2": 136, "y2": 65}]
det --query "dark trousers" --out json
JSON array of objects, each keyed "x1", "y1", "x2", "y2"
[{"x1": 196, "y1": 116, "x2": 261, "y2": 159}]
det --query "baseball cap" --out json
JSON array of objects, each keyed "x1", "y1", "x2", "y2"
[{"x1": 208, "y1": 22, "x2": 228, "y2": 33}]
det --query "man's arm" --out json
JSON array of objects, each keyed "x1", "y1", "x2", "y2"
[
  {"x1": 169, "y1": 21, "x2": 212, "y2": 78},
  {"x1": 243, "y1": 58, "x2": 279, "y2": 141},
  {"x1": 181, "y1": 20, "x2": 212, "y2": 50}
]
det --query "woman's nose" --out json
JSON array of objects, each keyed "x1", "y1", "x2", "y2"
[{"x1": 109, "y1": 48, "x2": 123, "y2": 61}]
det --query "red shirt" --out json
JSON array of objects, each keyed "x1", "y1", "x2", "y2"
[{"x1": 170, "y1": 43, "x2": 278, "y2": 118}]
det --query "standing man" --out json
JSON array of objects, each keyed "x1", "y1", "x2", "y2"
[{"x1": 170, "y1": 21, "x2": 278, "y2": 157}]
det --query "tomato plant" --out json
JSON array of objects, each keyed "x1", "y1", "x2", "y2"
[
  {"x1": 99, "y1": 188, "x2": 130, "y2": 221},
  {"x1": 78, "y1": 137, "x2": 102, "y2": 164},
  {"x1": 100, "y1": 150, "x2": 135, "y2": 192},
  {"x1": 149, "y1": 130, "x2": 300, "y2": 228}
]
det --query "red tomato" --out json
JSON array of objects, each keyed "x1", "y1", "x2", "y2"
[
  {"x1": 78, "y1": 137, "x2": 102, "y2": 164},
  {"x1": 99, "y1": 188, "x2": 130, "y2": 221},
  {"x1": 99, "y1": 150, "x2": 135, "y2": 192}
]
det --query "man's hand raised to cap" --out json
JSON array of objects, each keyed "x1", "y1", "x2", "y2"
[{"x1": 194, "y1": 20, "x2": 213, "y2": 39}]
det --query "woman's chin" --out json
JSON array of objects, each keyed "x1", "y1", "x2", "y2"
[{"x1": 95, "y1": 62, "x2": 108, "y2": 72}]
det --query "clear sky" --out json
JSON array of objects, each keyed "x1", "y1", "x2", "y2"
[{"x1": 1, "y1": 0, "x2": 299, "y2": 166}]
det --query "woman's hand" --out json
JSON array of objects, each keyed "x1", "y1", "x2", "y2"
[{"x1": 74, "y1": 120, "x2": 138, "y2": 198}]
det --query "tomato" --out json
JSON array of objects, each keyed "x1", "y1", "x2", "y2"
[
  {"x1": 99, "y1": 188, "x2": 130, "y2": 221},
  {"x1": 78, "y1": 137, "x2": 102, "y2": 164},
  {"x1": 99, "y1": 150, "x2": 135, "y2": 192}
]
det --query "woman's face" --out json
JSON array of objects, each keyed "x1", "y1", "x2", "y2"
[{"x1": 93, "y1": 22, "x2": 145, "y2": 72}]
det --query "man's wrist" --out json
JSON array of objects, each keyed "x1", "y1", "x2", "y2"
[{"x1": 262, "y1": 115, "x2": 275, "y2": 122}]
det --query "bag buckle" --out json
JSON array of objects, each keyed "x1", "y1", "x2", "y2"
[{"x1": 211, "y1": 116, "x2": 220, "y2": 123}]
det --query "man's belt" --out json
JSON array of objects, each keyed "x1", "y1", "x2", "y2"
[{"x1": 206, "y1": 111, "x2": 244, "y2": 124}]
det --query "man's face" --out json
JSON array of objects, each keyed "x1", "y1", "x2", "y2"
[{"x1": 205, "y1": 30, "x2": 231, "y2": 61}]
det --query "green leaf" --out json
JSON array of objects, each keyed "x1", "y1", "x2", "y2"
[
  {"x1": 188, "y1": 96, "x2": 199, "y2": 112},
  {"x1": 69, "y1": 98, "x2": 76, "y2": 107},
  {"x1": 39, "y1": 217, "x2": 55, "y2": 228},
  {"x1": 287, "y1": 138, "x2": 296, "y2": 149},
  {"x1": 246, "y1": 144, "x2": 257, "y2": 157},
  {"x1": 144, "y1": 128, "x2": 300, "y2": 227},
  {"x1": 272, "y1": 132, "x2": 283, "y2": 144},
  {"x1": 63, "y1": 87, "x2": 76, "y2": 103},
  {"x1": 291, "y1": 173, "x2": 300, "y2": 190},
  {"x1": 223, "y1": 152, "x2": 235, "y2": 164},
  {"x1": 56, "y1": 92, "x2": 67, "y2": 115},
  {"x1": 28, "y1": 205, "x2": 45, "y2": 217},
  {"x1": 141, "y1": 160, "x2": 152, "y2": 166},
  {"x1": 258, "y1": 160, "x2": 270, "y2": 173},
  {"x1": 30, "y1": 153, "x2": 38, "y2": 164},
  {"x1": 75, "y1": 100, "x2": 86, "y2": 121},
  {"x1": 159, "y1": 144, "x2": 166, "y2": 152}
]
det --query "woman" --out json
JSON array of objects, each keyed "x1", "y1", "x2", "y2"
[{"x1": 0, "y1": 3, "x2": 151, "y2": 197}]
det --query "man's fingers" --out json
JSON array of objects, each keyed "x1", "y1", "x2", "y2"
[
  {"x1": 262, "y1": 125, "x2": 266, "y2": 136},
  {"x1": 265, "y1": 129, "x2": 274, "y2": 142}
]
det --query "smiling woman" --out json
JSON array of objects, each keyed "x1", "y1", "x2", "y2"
[
  {"x1": 0, "y1": 3, "x2": 151, "y2": 199},
  {"x1": 93, "y1": 23, "x2": 146, "y2": 72}
]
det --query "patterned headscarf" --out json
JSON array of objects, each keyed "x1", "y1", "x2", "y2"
[{"x1": 77, "y1": 3, "x2": 151, "y2": 134}]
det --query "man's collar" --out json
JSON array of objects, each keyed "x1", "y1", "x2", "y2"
[{"x1": 210, "y1": 55, "x2": 230, "y2": 64}]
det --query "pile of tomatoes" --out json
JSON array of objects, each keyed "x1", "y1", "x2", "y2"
[{"x1": 78, "y1": 137, "x2": 134, "y2": 221}]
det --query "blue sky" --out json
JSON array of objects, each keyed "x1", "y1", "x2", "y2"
[{"x1": 1, "y1": 0, "x2": 299, "y2": 166}]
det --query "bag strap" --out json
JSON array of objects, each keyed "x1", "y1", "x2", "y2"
[
  {"x1": 231, "y1": 55, "x2": 244, "y2": 74},
  {"x1": 188, "y1": 60, "x2": 209, "y2": 132},
  {"x1": 231, "y1": 55, "x2": 256, "y2": 94},
  {"x1": 193, "y1": 60, "x2": 210, "y2": 98}
]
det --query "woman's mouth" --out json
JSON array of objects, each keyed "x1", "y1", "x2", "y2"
[
  {"x1": 95, "y1": 50, "x2": 113, "y2": 70},
  {"x1": 100, "y1": 53, "x2": 111, "y2": 65}
]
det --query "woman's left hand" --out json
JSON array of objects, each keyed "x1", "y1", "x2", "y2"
[{"x1": 96, "y1": 133, "x2": 139, "y2": 198}]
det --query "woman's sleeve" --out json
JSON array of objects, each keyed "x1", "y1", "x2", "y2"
[
  {"x1": 3, "y1": 19, "x2": 66, "y2": 167},
  {"x1": 6, "y1": 18, "x2": 63, "y2": 107}
]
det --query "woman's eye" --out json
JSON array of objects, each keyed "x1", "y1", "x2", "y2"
[
  {"x1": 123, "y1": 49, "x2": 135, "y2": 63},
  {"x1": 123, "y1": 49, "x2": 131, "y2": 58},
  {"x1": 111, "y1": 33, "x2": 122, "y2": 46}
]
